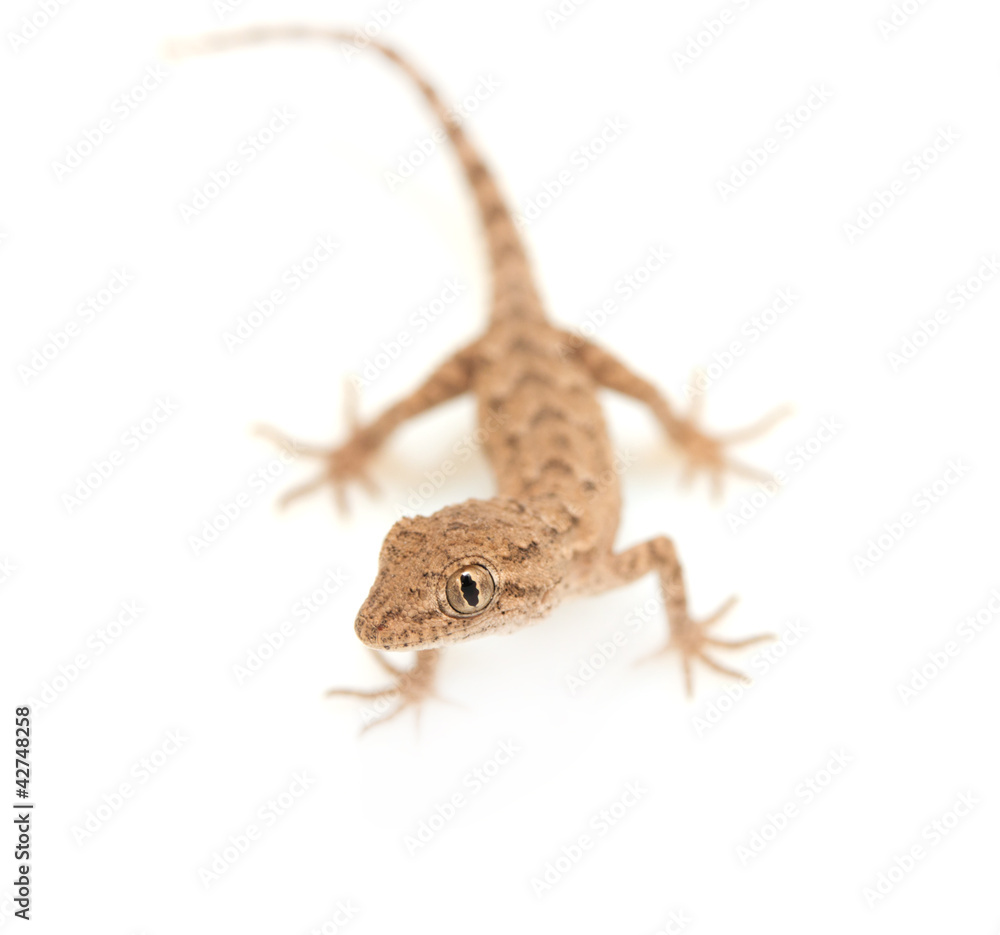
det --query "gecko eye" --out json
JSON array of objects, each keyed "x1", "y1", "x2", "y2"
[{"x1": 445, "y1": 565, "x2": 496, "y2": 615}]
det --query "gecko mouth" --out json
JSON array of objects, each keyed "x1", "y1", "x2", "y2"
[
  {"x1": 354, "y1": 613, "x2": 432, "y2": 650},
  {"x1": 354, "y1": 610, "x2": 486, "y2": 650}
]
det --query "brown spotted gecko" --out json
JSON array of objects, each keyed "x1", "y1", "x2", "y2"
[{"x1": 174, "y1": 25, "x2": 785, "y2": 729}]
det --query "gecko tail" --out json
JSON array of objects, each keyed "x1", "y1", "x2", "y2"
[{"x1": 166, "y1": 24, "x2": 544, "y2": 323}]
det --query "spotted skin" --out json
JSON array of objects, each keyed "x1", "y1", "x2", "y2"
[{"x1": 175, "y1": 25, "x2": 785, "y2": 728}]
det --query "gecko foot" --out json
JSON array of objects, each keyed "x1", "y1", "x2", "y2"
[
  {"x1": 671, "y1": 380, "x2": 791, "y2": 499},
  {"x1": 255, "y1": 380, "x2": 381, "y2": 513},
  {"x1": 640, "y1": 596, "x2": 774, "y2": 696},
  {"x1": 326, "y1": 649, "x2": 443, "y2": 733},
  {"x1": 256, "y1": 423, "x2": 380, "y2": 513}
]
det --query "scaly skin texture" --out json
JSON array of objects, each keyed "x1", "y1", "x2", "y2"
[{"x1": 177, "y1": 26, "x2": 786, "y2": 729}]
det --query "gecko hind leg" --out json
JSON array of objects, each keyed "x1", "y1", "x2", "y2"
[
  {"x1": 326, "y1": 649, "x2": 443, "y2": 733},
  {"x1": 601, "y1": 537, "x2": 773, "y2": 695}
]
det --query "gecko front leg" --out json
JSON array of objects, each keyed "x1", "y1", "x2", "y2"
[
  {"x1": 566, "y1": 333, "x2": 788, "y2": 497},
  {"x1": 259, "y1": 340, "x2": 481, "y2": 512},
  {"x1": 326, "y1": 648, "x2": 442, "y2": 732},
  {"x1": 596, "y1": 538, "x2": 772, "y2": 694}
]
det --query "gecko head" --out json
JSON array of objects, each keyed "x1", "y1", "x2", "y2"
[{"x1": 354, "y1": 497, "x2": 568, "y2": 650}]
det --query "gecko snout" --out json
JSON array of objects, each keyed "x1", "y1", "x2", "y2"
[{"x1": 354, "y1": 612, "x2": 392, "y2": 648}]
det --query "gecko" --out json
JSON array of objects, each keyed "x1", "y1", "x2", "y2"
[{"x1": 173, "y1": 25, "x2": 786, "y2": 729}]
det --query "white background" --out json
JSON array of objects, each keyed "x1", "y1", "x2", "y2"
[{"x1": 2, "y1": 0, "x2": 999, "y2": 932}]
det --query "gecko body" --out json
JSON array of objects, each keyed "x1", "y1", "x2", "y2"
[{"x1": 177, "y1": 26, "x2": 783, "y2": 727}]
